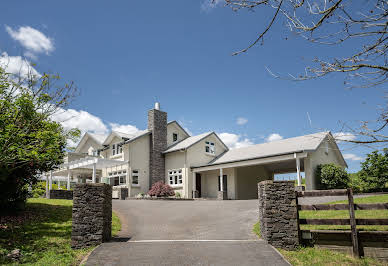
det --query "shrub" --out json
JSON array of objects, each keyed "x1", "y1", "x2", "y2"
[
  {"x1": 136, "y1": 192, "x2": 145, "y2": 199},
  {"x1": 148, "y1": 181, "x2": 175, "y2": 197},
  {"x1": 316, "y1": 163, "x2": 349, "y2": 189},
  {"x1": 30, "y1": 181, "x2": 59, "y2": 198},
  {"x1": 175, "y1": 191, "x2": 181, "y2": 198}
]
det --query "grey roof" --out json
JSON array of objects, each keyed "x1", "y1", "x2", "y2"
[
  {"x1": 123, "y1": 130, "x2": 151, "y2": 144},
  {"x1": 164, "y1": 132, "x2": 213, "y2": 153},
  {"x1": 112, "y1": 131, "x2": 135, "y2": 139},
  {"x1": 206, "y1": 132, "x2": 330, "y2": 166}
]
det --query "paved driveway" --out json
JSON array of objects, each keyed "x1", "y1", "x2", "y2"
[{"x1": 86, "y1": 200, "x2": 289, "y2": 266}]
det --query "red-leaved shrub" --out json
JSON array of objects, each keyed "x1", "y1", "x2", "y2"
[{"x1": 148, "y1": 181, "x2": 175, "y2": 197}]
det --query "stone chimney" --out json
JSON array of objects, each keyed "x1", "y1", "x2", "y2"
[{"x1": 148, "y1": 102, "x2": 167, "y2": 187}]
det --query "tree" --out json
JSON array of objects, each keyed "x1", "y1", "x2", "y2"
[
  {"x1": 0, "y1": 65, "x2": 80, "y2": 211},
  {"x1": 218, "y1": 0, "x2": 388, "y2": 145},
  {"x1": 316, "y1": 163, "x2": 349, "y2": 189},
  {"x1": 359, "y1": 148, "x2": 388, "y2": 191}
]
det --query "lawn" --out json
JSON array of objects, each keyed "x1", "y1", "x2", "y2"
[
  {"x1": 299, "y1": 194, "x2": 388, "y2": 231},
  {"x1": 0, "y1": 198, "x2": 121, "y2": 265}
]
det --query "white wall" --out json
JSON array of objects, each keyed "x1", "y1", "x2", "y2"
[
  {"x1": 305, "y1": 137, "x2": 346, "y2": 190},
  {"x1": 165, "y1": 151, "x2": 187, "y2": 197},
  {"x1": 200, "y1": 168, "x2": 236, "y2": 199},
  {"x1": 167, "y1": 122, "x2": 189, "y2": 147},
  {"x1": 186, "y1": 133, "x2": 228, "y2": 198},
  {"x1": 128, "y1": 134, "x2": 150, "y2": 196}
]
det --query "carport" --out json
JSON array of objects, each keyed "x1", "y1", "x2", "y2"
[
  {"x1": 190, "y1": 132, "x2": 347, "y2": 200},
  {"x1": 192, "y1": 152, "x2": 306, "y2": 200}
]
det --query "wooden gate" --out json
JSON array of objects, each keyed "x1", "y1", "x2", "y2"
[{"x1": 296, "y1": 189, "x2": 388, "y2": 258}]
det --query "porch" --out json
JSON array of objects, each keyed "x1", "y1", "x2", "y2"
[
  {"x1": 47, "y1": 156, "x2": 128, "y2": 194},
  {"x1": 191, "y1": 152, "x2": 306, "y2": 200}
]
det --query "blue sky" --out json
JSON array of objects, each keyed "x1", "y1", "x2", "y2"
[{"x1": 1, "y1": 0, "x2": 385, "y2": 173}]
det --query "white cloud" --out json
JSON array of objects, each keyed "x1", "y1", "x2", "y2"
[
  {"x1": 333, "y1": 132, "x2": 356, "y2": 142},
  {"x1": 0, "y1": 52, "x2": 40, "y2": 78},
  {"x1": 266, "y1": 133, "x2": 283, "y2": 142},
  {"x1": 236, "y1": 117, "x2": 248, "y2": 125},
  {"x1": 109, "y1": 123, "x2": 140, "y2": 135},
  {"x1": 343, "y1": 153, "x2": 363, "y2": 161},
  {"x1": 5, "y1": 25, "x2": 54, "y2": 59},
  {"x1": 219, "y1": 132, "x2": 254, "y2": 149},
  {"x1": 51, "y1": 108, "x2": 108, "y2": 135}
]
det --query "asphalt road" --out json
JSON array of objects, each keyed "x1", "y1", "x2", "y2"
[{"x1": 86, "y1": 200, "x2": 289, "y2": 266}]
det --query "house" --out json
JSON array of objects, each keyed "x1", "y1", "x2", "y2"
[{"x1": 50, "y1": 103, "x2": 347, "y2": 199}]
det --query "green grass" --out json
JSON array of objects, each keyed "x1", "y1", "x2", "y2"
[
  {"x1": 0, "y1": 198, "x2": 121, "y2": 265},
  {"x1": 253, "y1": 221, "x2": 261, "y2": 237},
  {"x1": 279, "y1": 247, "x2": 386, "y2": 266},
  {"x1": 299, "y1": 193, "x2": 388, "y2": 231}
]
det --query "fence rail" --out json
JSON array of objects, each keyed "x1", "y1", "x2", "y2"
[{"x1": 296, "y1": 188, "x2": 388, "y2": 258}]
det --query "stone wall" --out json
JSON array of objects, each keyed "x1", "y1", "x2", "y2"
[
  {"x1": 148, "y1": 108, "x2": 167, "y2": 187},
  {"x1": 49, "y1": 189, "x2": 73, "y2": 200},
  {"x1": 71, "y1": 184, "x2": 112, "y2": 249},
  {"x1": 258, "y1": 180, "x2": 299, "y2": 250}
]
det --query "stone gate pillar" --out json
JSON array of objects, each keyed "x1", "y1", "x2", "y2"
[
  {"x1": 258, "y1": 180, "x2": 299, "y2": 250},
  {"x1": 71, "y1": 183, "x2": 112, "y2": 249}
]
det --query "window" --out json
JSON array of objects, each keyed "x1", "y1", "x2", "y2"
[
  {"x1": 205, "y1": 141, "x2": 215, "y2": 155},
  {"x1": 173, "y1": 133, "x2": 178, "y2": 142},
  {"x1": 108, "y1": 170, "x2": 126, "y2": 186},
  {"x1": 325, "y1": 141, "x2": 329, "y2": 154},
  {"x1": 132, "y1": 170, "x2": 139, "y2": 185},
  {"x1": 168, "y1": 169, "x2": 183, "y2": 186},
  {"x1": 112, "y1": 143, "x2": 122, "y2": 156}
]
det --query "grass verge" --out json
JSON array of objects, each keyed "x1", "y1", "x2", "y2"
[
  {"x1": 279, "y1": 247, "x2": 386, "y2": 266},
  {"x1": 0, "y1": 198, "x2": 121, "y2": 265},
  {"x1": 253, "y1": 221, "x2": 261, "y2": 238}
]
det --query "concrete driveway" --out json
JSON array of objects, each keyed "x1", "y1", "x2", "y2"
[{"x1": 86, "y1": 200, "x2": 289, "y2": 266}]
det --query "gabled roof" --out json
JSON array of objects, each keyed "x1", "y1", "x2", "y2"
[
  {"x1": 102, "y1": 131, "x2": 132, "y2": 145},
  {"x1": 163, "y1": 132, "x2": 229, "y2": 154},
  {"x1": 74, "y1": 132, "x2": 107, "y2": 153},
  {"x1": 123, "y1": 130, "x2": 151, "y2": 144},
  {"x1": 167, "y1": 121, "x2": 190, "y2": 137},
  {"x1": 204, "y1": 131, "x2": 347, "y2": 167}
]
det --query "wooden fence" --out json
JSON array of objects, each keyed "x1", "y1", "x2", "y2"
[{"x1": 296, "y1": 188, "x2": 388, "y2": 258}]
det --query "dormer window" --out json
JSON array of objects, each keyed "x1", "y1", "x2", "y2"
[
  {"x1": 205, "y1": 141, "x2": 215, "y2": 155},
  {"x1": 112, "y1": 143, "x2": 123, "y2": 156},
  {"x1": 173, "y1": 133, "x2": 178, "y2": 142}
]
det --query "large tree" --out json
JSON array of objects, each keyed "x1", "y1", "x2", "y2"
[
  {"x1": 359, "y1": 148, "x2": 388, "y2": 191},
  {"x1": 218, "y1": 0, "x2": 387, "y2": 145},
  {"x1": 0, "y1": 65, "x2": 79, "y2": 211}
]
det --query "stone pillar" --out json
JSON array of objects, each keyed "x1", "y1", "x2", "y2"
[
  {"x1": 71, "y1": 184, "x2": 112, "y2": 249},
  {"x1": 148, "y1": 106, "x2": 167, "y2": 187},
  {"x1": 258, "y1": 180, "x2": 299, "y2": 250}
]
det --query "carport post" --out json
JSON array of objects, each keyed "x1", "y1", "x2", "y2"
[
  {"x1": 67, "y1": 168, "x2": 71, "y2": 190},
  {"x1": 92, "y1": 163, "x2": 97, "y2": 183},
  {"x1": 295, "y1": 154, "x2": 302, "y2": 186},
  {"x1": 220, "y1": 168, "x2": 223, "y2": 191}
]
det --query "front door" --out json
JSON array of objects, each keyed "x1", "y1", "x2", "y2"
[{"x1": 196, "y1": 173, "x2": 201, "y2": 198}]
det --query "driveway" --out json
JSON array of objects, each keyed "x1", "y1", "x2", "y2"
[{"x1": 86, "y1": 200, "x2": 289, "y2": 266}]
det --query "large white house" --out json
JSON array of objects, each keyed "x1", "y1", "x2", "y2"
[{"x1": 50, "y1": 103, "x2": 347, "y2": 199}]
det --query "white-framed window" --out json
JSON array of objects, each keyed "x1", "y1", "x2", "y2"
[
  {"x1": 168, "y1": 169, "x2": 183, "y2": 186},
  {"x1": 205, "y1": 141, "x2": 215, "y2": 155},
  {"x1": 325, "y1": 140, "x2": 329, "y2": 154},
  {"x1": 132, "y1": 170, "x2": 139, "y2": 185},
  {"x1": 108, "y1": 170, "x2": 127, "y2": 186},
  {"x1": 173, "y1": 133, "x2": 178, "y2": 142},
  {"x1": 112, "y1": 143, "x2": 123, "y2": 156}
]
